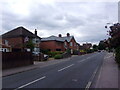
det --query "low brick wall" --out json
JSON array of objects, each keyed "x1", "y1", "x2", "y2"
[{"x1": 2, "y1": 52, "x2": 33, "y2": 69}]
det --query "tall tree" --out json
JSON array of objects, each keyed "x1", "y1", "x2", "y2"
[
  {"x1": 98, "y1": 40, "x2": 106, "y2": 50},
  {"x1": 24, "y1": 39, "x2": 35, "y2": 52},
  {"x1": 93, "y1": 44, "x2": 98, "y2": 51}
]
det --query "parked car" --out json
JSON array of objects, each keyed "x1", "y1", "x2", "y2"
[
  {"x1": 32, "y1": 52, "x2": 40, "y2": 56},
  {"x1": 43, "y1": 54, "x2": 49, "y2": 61},
  {"x1": 98, "y1": 50, "x2": 101, "y2": 52}
]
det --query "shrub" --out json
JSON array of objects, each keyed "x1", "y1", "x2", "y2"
[
  {"x1": 86, "y1": 49, "x2": 94, "y2": 53},
  {"x1": 48, "y1": 51, "x2": 64, "y2": 57},
  {"x1": 73, "y1": 50, "x2": 79, "y2": 55},
  {"x1": 54, "y1": 54, "x2": 63, "y2": 59},
  {"x1": 66, "y1": 49, "x2": 71, "y2": 54},
  {"x1": 115, "y1": 46, "x2": 120, "y2": 64}
]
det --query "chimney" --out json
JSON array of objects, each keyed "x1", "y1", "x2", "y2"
[
  {"x1": 58, "y1": 34, "x2": 62, "y2": 37},
  {"x1": 35, "y1": 29, "x2": 37, "y2": 36},
  {"x1": 67, "y1": 33, "x2": 70, "y2": 37}
]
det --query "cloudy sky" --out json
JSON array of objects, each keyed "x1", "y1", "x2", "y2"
[{"x1": 0, "y1": 0, "x2": 118, "y2": 45}]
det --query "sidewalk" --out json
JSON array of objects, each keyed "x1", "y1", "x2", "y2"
[
  {"x1": 2, "y1": 56, "x2": 72, "y2": 77},
  {"x1": 95, "y1": 52, "x2": 119, "y2": 88}
]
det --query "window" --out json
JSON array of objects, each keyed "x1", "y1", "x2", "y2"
[
  {"x1": 48, "y1": 49, "x2": 51, "y2": 51},
  {"x1": 56, "y1": 49, "x2": 61, "y2": 51},
  {"x1": 64, "y1": 42, "x2": 67, "y2": 46},
  {"x1": 74, "y1": 43, "x2": 76, "y2": 47},
  {"x1": 70, "y1": 42, "x2": 73, "y2": 46},
  {"x1": 65, "y1": 42, "x2": 67, "y2": 46},
  {"x1": 33, "y1": 38, "x2": 40, "y2": 44},
  {"x1": 5, "y1": 40, "x2": 8, "y2": 45},
  {"x1": 57, "y1": 42, "x2": 61, "y2": 46}
]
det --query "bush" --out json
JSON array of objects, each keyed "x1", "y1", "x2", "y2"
[
  {"x1": 86, "y1": 49, "x2": 94, "y2": 53},
  {"x1": 48, "y1": 51, "x2": 64, "y2": 57},
  {"x1": 54, "y1": 54, "x2": 63, "y2": 59},
  {"x1": 66, "y1": 49, "x2": 71, "y2": 54},
  {"x1": 115, "y1": 46, "x2": 120, "y2": 64},
  {"x1": 73, "y1": 50, "x2": 79, "y2": 55}
]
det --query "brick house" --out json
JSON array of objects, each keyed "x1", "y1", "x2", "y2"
[
  {"x1": 83, "y1": 43, "x2": 92, "y2": 50},
  {"x1": 40, "y1": 33, "x2": 79, "y2": 53},
  {"x1": 0, "y1": 38, "x2": 11, "y2": 52},
  {"x1": 2, "y1": 26, "x2": 41, "y2": 53}
]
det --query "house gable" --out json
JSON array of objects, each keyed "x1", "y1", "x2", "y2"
[{"x1": 2, "y1": 26, "x2": 40, "y2": 39}]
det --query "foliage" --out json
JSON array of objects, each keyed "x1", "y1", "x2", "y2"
[
  {"x1": 86, "y1": 49, "x2": 94, "y2": 53},
  {"x1": 93, "y1": 44, "x2": 98, "y2": 51},
  {"x1": 54, "y1": 54, "x2": 63, "y2": 59},
  {"x1": 108, "y1": 23, "x2": 120, "y2": 48},
  {"x1": 66, "y1": 49, "x2": 71, "y2": 54},
  {"x1": 48, "y1": 51, "x2": 64, "y2": 57},
  {"x1": 41, "y1": 49, "x2": 50, "y2": 54},
  {"x1": 40, "y1": 49, "x2": 64, "y2": 57},
  {"x1": 24, "y1": 40, "x2": 35, "y2": 51},
  {"x1": 73, "y1": 50, "x2": 79, "y2": 55},
  {"x1": 98, "y1": 41, "x2": 106, "y2": 50},
  {"x1": 108, "y1": 23, "x2": 120, "y2": 64},
  {"x1": 115, "y1": 46, "x2": 120, "y2": 64},
  {"x1": 80, "y1": 50, "x2": 85, "y2": 53}
]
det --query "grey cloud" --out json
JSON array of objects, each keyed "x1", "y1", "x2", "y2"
[{"x1": 1, "y1": 1, "x2": 118, "y2": 44}]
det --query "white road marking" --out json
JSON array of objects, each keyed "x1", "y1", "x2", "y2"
[
  {"x1": 14, "y1": 76, "x2": 46, "y2": 90},
  {"x1": 78, "y1": 56, "x2": 94, "y2": 63},
  {"x1": 78, "y1": 59, "x2": 86, "y2": 63},
  {"x1": 85, "y1": 66, "x2": 99, "y2": 89},
  {"x1": 85, "y1": 81, "x2": 92, "y2": 89},
  {"x1": 86, "y1": 57, "x2": 90, "y2": 59},
  {"x1": 58, "y1": 64, "x2": 74, "y2": 72}
]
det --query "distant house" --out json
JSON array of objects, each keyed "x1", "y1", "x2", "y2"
[
  {"x1": 2, "y1": 26, "x2": 41, "y2": 53},
  {"x1": 40, "y1": 33, "x2": 79, "y2": 53},
  {"x1": 83, "y1": 43, "x2": 92, "y2": 50}
]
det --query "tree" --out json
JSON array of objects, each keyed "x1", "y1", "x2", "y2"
[
  {"x1": 93, "y1": 44, "x2": 98, "y2": 51},
  {"x1": 108, "y1": 23, "x2": 120, "y2": 64},
  {"x1": 98, "y1": 41, "x2": 106, "y2": 50},
  {"x1": 108, "y1": 23, "x2": 120, "y2": 48},
  {"x1": 24, "y1": 39, "x2": 35, "y2": 52}
]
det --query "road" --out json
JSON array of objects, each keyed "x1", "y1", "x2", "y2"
[{"x1": 2, "y1": 52, "x2": 106, "y2": 89}]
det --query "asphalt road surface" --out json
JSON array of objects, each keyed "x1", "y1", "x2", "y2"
[{"x1": 2, "y1": 51, "x2": 106, "y2": 89}]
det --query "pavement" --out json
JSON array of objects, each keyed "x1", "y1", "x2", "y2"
[{"x1": 93, "y1": 52, "x2": 119, "y2": 88}]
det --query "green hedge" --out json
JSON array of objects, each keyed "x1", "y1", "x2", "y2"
[
  {"x1": 115, "y1": 46, "x2": 120, "y2": 64},
  {"x1": 41, "y1": 50, "x2": 64, "y2": 58},
  {"x1": 54, "y1": 54, "x2": 63, "y2": 59},
  {"x1": 86, "y1": 49, "x2": 94, "y2": 53},
  {"x1": 48, "y1": 51, "x2": 64, "y2": 57}
]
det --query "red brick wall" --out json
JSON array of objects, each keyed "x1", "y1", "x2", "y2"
[
  {"x1": 2, "y1": 37, "x2": 23, "y2": 49},
  {"x1": 40, "y1": 41, "x2": 65, "y2": 52},
  {"x1": 69, "y1": 38, "x2": 77, "y2": 50}
]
